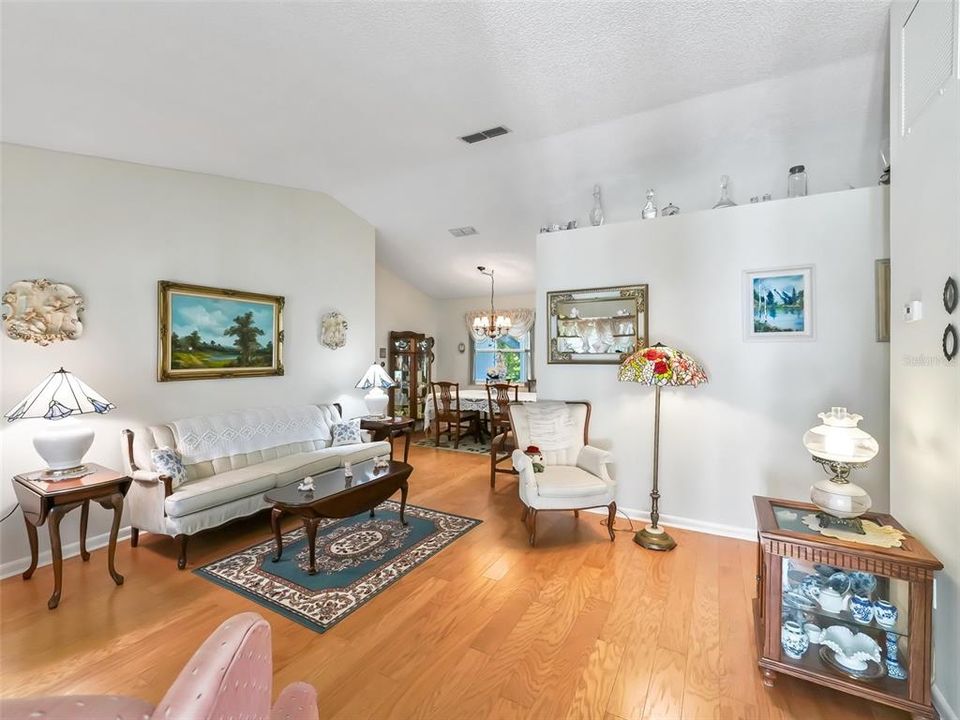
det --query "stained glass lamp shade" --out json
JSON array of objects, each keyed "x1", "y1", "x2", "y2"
[
  {"x1": 803, "y1": 407, "x2": 878, "y2": 530},
  {"x1": 618, "y1": 344, "x2": 708, "y2": 551},
  {"x1": 4, "y1": 368, "x2": 115, "y2": 474},
  {"x1": 355, "y1": 363, "x2": 396, "y2": 417}
]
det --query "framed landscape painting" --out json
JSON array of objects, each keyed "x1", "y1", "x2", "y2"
[
  {"x1": 158, "y1": 281, "x2": 284, "y2": 381},
  {"x1": 743, "y1": 266, "x2": 814, "y2": 341}
]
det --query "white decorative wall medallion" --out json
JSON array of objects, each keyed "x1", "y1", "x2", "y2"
[
  {"x1": 320, "y1": 311, "x2": 348, "y2": 350},
  {"x1": 2, "y1": 279, "x2": 85, "y2": 345}
]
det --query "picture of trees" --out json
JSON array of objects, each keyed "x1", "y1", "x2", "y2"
[
  {"x1": 159, "y1": 282, "x2": 283, "y2": 380},
  {"x1": 744, "y1": 267, "x2": 813, "y2": 340}
]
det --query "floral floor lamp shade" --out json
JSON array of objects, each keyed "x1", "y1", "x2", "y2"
[{"x1": 618, "y1": 343, "x2": 708, "y2": 551}]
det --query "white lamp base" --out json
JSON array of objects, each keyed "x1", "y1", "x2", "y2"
[
  {"x1": 364, "y1": 388, "x2": 389, "y2": 418},
  {"x1": 33, "y1": 419, "x2": 94, "y2": 473}
]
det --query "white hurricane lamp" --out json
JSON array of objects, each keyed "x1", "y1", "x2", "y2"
[{"x1": 803, "y1": 407, "x2": 878, "y2": 530}]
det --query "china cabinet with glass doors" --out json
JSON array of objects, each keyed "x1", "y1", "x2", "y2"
[{"x1": 387, "y1": 331, "x2": 434, "y2": 422}]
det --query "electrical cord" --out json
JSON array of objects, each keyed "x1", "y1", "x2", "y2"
[
  {"x1": 0, "y1": 503, "x2": 20, "y2": 523},
  {"x1": 600, "y1": 508, "x2": 637, "y2": 533}
]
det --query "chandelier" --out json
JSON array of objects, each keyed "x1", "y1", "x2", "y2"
[{"x1": 473, "y1": 266, "x2": 512, "y2": 340}]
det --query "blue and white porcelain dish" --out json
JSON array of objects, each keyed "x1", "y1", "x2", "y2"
[
  {"x1": 814, "y1": 564, "x2": 839, "y2": 578},
  {"x1": 849, "y1": 571, "x2": 878, "y2": 597},
  {"x1": 783, "y1": 590, "x2": 818, "y2": 611},
  {"x1": 826, "y1": 572, "x2": 851, "y2": 594},
  {"x1": 800, "y1": 575, "x2": 823, "y2": 600}
]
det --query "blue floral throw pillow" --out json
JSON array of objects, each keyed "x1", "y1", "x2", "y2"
[
  {"x1": 150, "y1": 446, "x2": 187, "y2": 488},
  {"x1": 331, "y1": 419, "x2": 362, "y2": 447}
]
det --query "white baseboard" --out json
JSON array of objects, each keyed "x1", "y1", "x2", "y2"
[
  {"x1": 583, "y1": 505, "x2": 756, "y2": 542},
  {"x1": 0, "y1": 525, "x2": 132, "y2": 580},
  {"x1": 934, "y1": 684, "x2": 959, "y2": 720}
]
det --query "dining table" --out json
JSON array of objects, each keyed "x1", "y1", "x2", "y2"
[{"x1": 423, "y1": 388, "x2": 537, "y2": 431}]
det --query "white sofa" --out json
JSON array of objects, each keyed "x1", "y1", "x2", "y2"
[{"x1": 121, "y1": 404, "x2": 390, "y2": 569}]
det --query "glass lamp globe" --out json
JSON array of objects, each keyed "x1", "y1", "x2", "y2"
[{"x1": 803, "y1": 407, "x2": 878, "y2": 522}]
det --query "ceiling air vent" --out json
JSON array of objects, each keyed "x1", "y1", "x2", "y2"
[
  {"x1": 448, "y1": 226, "x2": 478, "y2": 237},
  {"x1": 459, "y1": 126, "x2": 511, "y2": 144}
]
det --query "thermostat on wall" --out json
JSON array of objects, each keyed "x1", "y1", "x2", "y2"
[{"x1": 903, "y1": 300, "x2": 923, "y2": 323}]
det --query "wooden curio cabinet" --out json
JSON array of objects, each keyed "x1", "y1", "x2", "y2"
[
  {"x1": 387, "y1": 331, "x2": 434, "y2": 422},
  {"x1": 753, "y1": 496, "x2": 942, "y2": 719}
]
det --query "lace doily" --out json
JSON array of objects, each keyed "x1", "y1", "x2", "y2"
[{"x1": 801, "y1": 513, "x2": 905, "y2": 548}]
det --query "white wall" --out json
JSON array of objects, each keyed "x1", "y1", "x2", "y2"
[
  {"x1": 374, "y1": 262, "x2": 439, "y2": 366},
  {"x1": 536, "y1": 187, "x2": 890, "y2": 534},
  {"x1": 435, "y1": 293, "x2": 536, "y2": 386},
  {"x1": 889, "y1": 2, "x2": 960, "y2": 717},
  {"x1": 352, "y1": 53, "x2": 890, "y2": 298},
  {"x1": 0, "y1": 144, "x2": 377, "y2": 573}
]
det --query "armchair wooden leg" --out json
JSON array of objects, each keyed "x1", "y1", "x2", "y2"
[
  {"x1": 454, "y1": 422, "x2": 461, "y2": 449},
  {"x1": 574, "y1": 510, "x2": 580, "y2": 519},
  {"x1": 130, "y1": 527, "x2": 139, "y2": 548},
  {"x1": 527, "y1": 509, "x2": 538, "y2": 547},
  {"x1": 490, "y1": 448, "x2": 497, "y2": 488},
  {"x1": 520, "y1": 505, "x2": 528, "y2": 522},
  {"x1": 175, "y1": 534, "x2": 189, "y2": 570},
  {"x1": 606, "y1": 502, "x2": 617, "y2": 542},
  {"x1": 435, "y1": 420, "x2": 441, "y2": 447}
]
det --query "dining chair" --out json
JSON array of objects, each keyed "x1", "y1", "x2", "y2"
[
  {"x1": 486, "y1": 382, "x2": 519, "y2": 488},
  {"x1": 430, "y1": 381, "x2": 481, "y2": 449}
]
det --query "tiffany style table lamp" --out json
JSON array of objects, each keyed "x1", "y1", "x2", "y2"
[{"x1": 618, "y1": 343, "x2": 708, "y2": 550}]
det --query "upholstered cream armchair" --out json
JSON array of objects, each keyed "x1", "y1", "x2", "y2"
[{"x1": 509, "y1": 401, "x2": 616, "y2": 546}]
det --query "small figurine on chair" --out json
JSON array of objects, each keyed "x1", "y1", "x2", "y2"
[{"x1": 524, "y1": 446, "x2": 545, "y2": 473}]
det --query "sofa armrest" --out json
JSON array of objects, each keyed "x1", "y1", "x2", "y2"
[
  {"x1": 127, "y1": 473, "x2": 173, "y2": 533},
  {"x1": 132, "y1": 470, "x2": 174, "y2": 495},
  {"x1": 577, "y1": 445, "x2": 612, "y2": 482}
]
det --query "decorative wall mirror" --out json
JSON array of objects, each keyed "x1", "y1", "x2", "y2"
[{"x1": 547, "y1": 284, "x2": 648, "y2": 364}]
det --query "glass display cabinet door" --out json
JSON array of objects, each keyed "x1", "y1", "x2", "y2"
[
  {"x1": 778, "y1": 557, "x2": 910, "y2": 697},
  {"x1": 392, "y1": 352, "x2": 412, "y2": 418}
]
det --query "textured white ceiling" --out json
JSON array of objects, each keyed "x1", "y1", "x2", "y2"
[{"x1": 1, "y1": 1, "x2": 891, "y2": 297}]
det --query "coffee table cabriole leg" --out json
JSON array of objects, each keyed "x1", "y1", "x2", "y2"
[
  {"x1": 270, "y1": 507, "x2": 284, "y2": 562},
  {"x1": 303, "y1": 518, "x2": 320, "y2": 575},
  {"x1": 399, "y1": 480, "x2": 409, "y2": 526}
]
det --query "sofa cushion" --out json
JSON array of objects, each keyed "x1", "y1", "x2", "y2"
[
  {"x1": 151, "y1": 446, "x2": 187, "y2": 489},
  {"x1": 331, "y1": 418, "x2": 362, "y2": 447},
  {"x1": 164, "y1": 466, "x2": 277, "y2": 518},
  {"x1": 257, "y1": 449, "x2": 347, "y2": 488},
  {"x1": 536, "y1": 465, "x2": 609, "y2": 499}
]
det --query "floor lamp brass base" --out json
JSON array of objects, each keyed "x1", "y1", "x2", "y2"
[{"x1": 634, "y1": 525, "x2": 677, "y2": 551}]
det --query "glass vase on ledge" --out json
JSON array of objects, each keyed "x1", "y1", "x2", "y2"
[
  {"x1": 589, "y1": 184, "x2": 605, "y2": 226},
  {"x1": 713, "y1": 175, "x2": 737, "y2": 209}
]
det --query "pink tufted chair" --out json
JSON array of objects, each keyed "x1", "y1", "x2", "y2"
[{"x1": 0, "y1": 613, "x2": 318, "y2": 720}]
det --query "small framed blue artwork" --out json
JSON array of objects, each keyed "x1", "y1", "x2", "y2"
[
  {"x1": 158, "y1": 281, "x2": 284, "y2": 381},
  {"x1": 743, "y1": 266, "x2": 814, "y2": 341}
]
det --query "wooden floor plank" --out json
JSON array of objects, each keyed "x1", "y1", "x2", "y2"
[{"x1": 0, "y1": 442, "x2": 911, "y2": 719}]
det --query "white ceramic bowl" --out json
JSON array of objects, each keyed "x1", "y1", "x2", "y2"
[{"x1": 819, "y1": 625, "x2": 881, "y2": 671}]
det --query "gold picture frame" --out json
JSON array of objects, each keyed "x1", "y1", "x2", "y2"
[
  {"x1": 546, "y1": 284, "x2": 649, "y2": 364},
  {"x1": 158, "y1": 281, "x2": 284, "y2": 382}
]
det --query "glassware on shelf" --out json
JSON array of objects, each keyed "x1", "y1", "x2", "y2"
[
  {"x1": 788, "y1": 165, "x2": 808, "y2": 197},
  {"x1": 641, "y1": 189, "x2": 658, "y2": 219},
  {"x1": 762, "y1": 193, "x2": 772, "y2": 202},
  {"x1": 662, "y1": 202, "x2": 679, "y2": 216},
  {"x1": 712, "y1": 175, "x2": 737, "y2": 208},
  {"x1": 750, "y1": 196, "x2": 760, "y2": 204},
  {"x1": 589, "y1": 184, "x2": 605, "y2": 226}
]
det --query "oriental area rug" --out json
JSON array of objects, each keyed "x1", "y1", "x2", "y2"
[{"x1": 195, "y1": 501, "x2": 480, "y2": 632}]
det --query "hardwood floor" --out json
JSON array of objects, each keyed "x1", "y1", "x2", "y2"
[{"x1": 0, "y1": 444, "x2": 908, "y2": 719}]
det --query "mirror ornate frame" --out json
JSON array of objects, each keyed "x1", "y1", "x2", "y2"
[{"x1": 547, "y1": 284, "x2": 648, "y2": 364}]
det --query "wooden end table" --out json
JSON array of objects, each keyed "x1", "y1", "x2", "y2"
[
  {"x1": 753, "y1": 496, "x2": 942, "y2": 719},
  {"x1": 264, "y1": 460, "x2": 412, "y2": 575},
  {"x1": 360, "y1": 416, "x2": 415, "y2": 462},
  {"x1": 13, "y1": 464, "x2": 132, "y2": 609}
]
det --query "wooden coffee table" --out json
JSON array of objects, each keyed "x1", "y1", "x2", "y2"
[
  {"x1": 360, "y1": 416, "x2": 415, "y2": 462},
  {"x1": 264, "y1": 460, "x2": 413, "y2": 575}
]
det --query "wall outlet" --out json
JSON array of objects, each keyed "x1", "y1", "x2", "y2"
[{"x1": 903, "y1": 300, "x2": 923, "y2": 322}]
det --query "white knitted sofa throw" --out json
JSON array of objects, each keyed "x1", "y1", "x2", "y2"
[
  {"x1": 525, "y1": 401, "x2": 576, "y2": 451},
  {"x1": 172, "y1": 405, "x2": 333, "y2": 464}
]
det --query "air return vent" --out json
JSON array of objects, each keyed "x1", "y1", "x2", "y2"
[
  {"x1": 459, "y1": 126, "x2": 511, "y2": 144},
  {"x1": 901, "y1": 0, "x2": 957, "y2": 134},
  {"x1": 448, "y1": 226, "x2": 478, "y2": 237}
]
